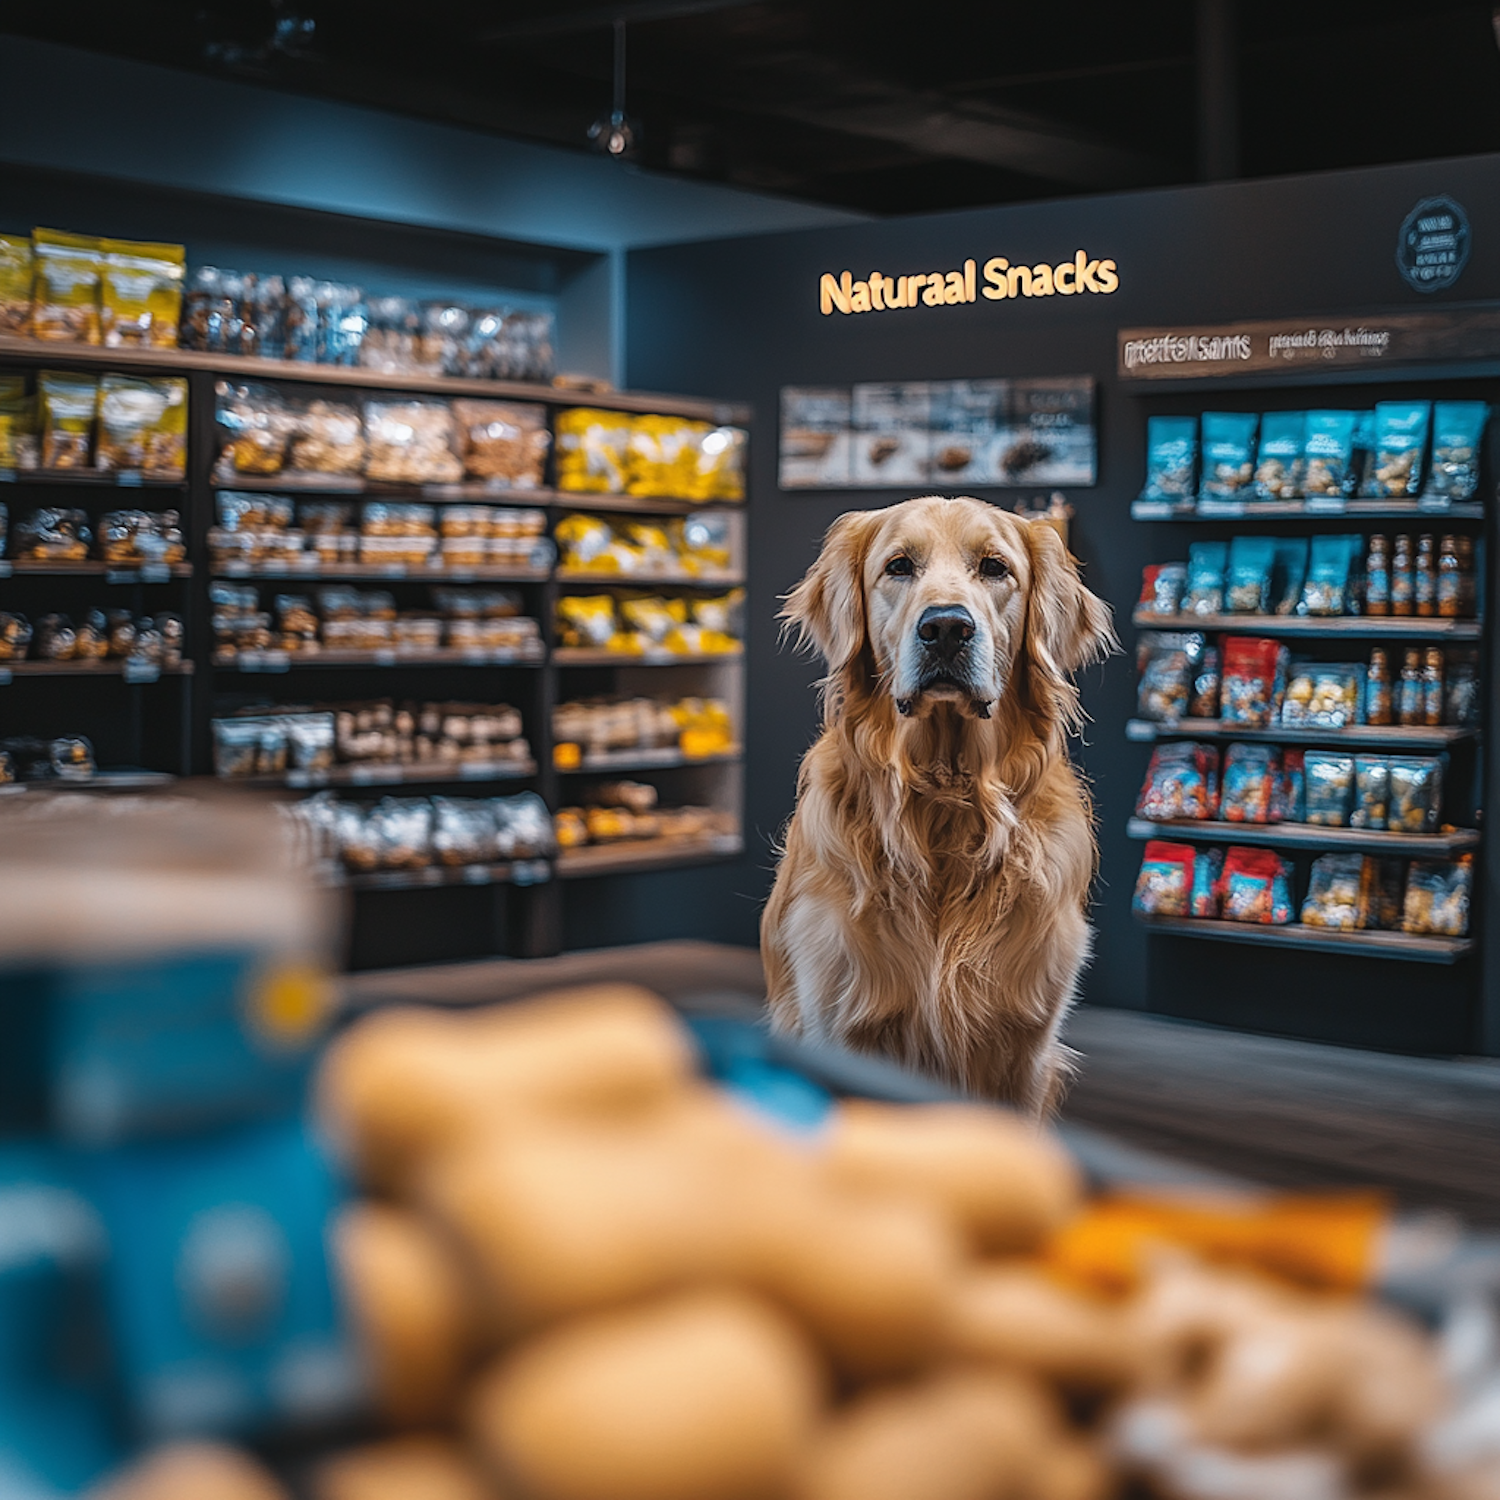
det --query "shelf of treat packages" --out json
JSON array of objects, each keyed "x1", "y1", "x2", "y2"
[
  {"x1": 554, "y1": 568, "x2": 745, "y2": 588},
  {"x1": 1134, "y1": 914, "x2": 1472, "y2": 964},
  {"x1": 211, "y1": 562, "x2": 548, "y2": 583},
  {"x1": 326, "y1": 855, "x2": 553, "y2": 893},
  {"x1": 211, "y1": 472, "x2": 560, "y2": 503},
  {"x1": 1132, "y1": 498, "x2": 1486, "y2": 522},
  {"x1": 0, "y1": 467, "x2": 188, "y2": 489},
  {"x1": 0, "y1": 334, "x2": 749, "y2": 423},
  {"x1": 556, "y1": 830, "x2": 744, "y2": 879},
  {"x1": 559, "y1": 745, "x2": 744, "y2": 774},
  {"x1": 1125, "y1": 718, "x2": 1478, "y2": 749},
  {"x1": 1126, "y1": 816, "x2": 1479, "y2": 859},
  {"x1": 236, "y1": 758, "x2": 538, "y2": 790},
  {"x1": 1132, "y1": 609, "x2": 1482, "y2": 640},
  {"x1": 214, "y1": 647, "x2": 543, "y2": 672},
  {"x1": 0, "y1": 659, "x2": 192, "y2": 680},
  {"x1": 0, "y1": 560, "x2": 192, "y2": 580},
  {"x1": 552, "y1": 645, "x2": 744, "y2": 666}
]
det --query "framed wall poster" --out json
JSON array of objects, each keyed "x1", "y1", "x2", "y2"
[
  {"x1": 778, "y1": 386, "x2": 853, "y2": 487},
  {"x1": 778, "y1": 376, "x2": 1096, "y2": 489}
]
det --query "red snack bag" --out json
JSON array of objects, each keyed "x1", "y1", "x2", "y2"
[
  {"x1": 1218, "y1": 846, "x2": 1294, "y2": 924},
  {"x1": 1133, "y1": 841, "x2": 1196, "y2": 917},
  {"x1": 1219, "y1": 743, "x2": 1281, "y2": 824},
  {"x1": 1220, "y1": 636, "x2": 1288, "y2": 728},
  {"x1": 1135, "y1": 742, "x2": 1220, "y2": 821}
]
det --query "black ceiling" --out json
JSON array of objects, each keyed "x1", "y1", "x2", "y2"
[{"x1": 7, "y1": 0, "x2": 1500, "y2": 214}]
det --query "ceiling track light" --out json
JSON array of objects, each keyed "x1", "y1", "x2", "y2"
[{"x1": 588, "y1": 16, "x2": 640, "y2": 158}]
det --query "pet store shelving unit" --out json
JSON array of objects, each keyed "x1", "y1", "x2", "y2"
[
  {"x1": 1122, "y1": 368, "x2": 1491, "y2": 970},
  {"x1": 0, "y1": 332, "x2": 749, "y2": 960}
]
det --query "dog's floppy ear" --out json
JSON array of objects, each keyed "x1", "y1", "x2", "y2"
[
  {"x1": 781, "y1": 510, "x2": 879, "y2": 672},
  {"x1": 1022, "y1": 521, "x2": 1117, "y2": 733}
]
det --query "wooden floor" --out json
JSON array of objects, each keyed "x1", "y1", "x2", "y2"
[{"x1": 343, "y1": 941, "x2": 1500, "y2": 1225}]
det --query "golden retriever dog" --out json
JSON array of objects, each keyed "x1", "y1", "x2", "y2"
[{"x1": 761, "y1": 495, "x2": 1116, "y2": 1116}]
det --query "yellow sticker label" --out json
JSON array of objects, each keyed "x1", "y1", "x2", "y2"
[{"x1": 248, "y1": 963, "x2": 332, "y2": 1048}]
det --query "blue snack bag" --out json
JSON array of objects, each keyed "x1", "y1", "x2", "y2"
[
  {"x1": 1199, "y1": 412, "x2": 1259, "y2": 500},
  {"x1": 1253, "y1": 411, "x2": 1306, "y2": 500},
  {"x1": 1185, "y1": 541, "x2": 1227, "y2": 615},
  {"x1": 1362, "y1": 401, "x2": 1432, "y2": 498},
  {"x1": 1190, "y1": 845, "x2": 1223, "y2": 916},
  {"x1": 1346, "y1": 410, "x2": 1376, "y2": 497},
  {"x1": 1269, "y1": 537, "x2": 1309, "y2": 615},
  {"x1": 1425, "y1": 401, "x2": 1490, "y2": 501},
  {"x1": 0, "y1": 1145, "x2": 120, "y2": 1496},
  {"x1": 1140, "y1": 416, "x2": 1198, "y2": 503},
  {"x1": 1299, "y1": 534, "x2": 1361, "y2": 616},
  {"x1": 1301, "y1": 411, "x2": 1357, "y2": 498},
  {"x1": 1225, "y1": 535, "x2": 1276, "y2": 613},
  {"x1": 83, "y1": 1115, "x2": 364, "y2": 1441}
]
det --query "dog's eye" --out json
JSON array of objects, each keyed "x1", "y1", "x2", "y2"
[
  {"x1": 884, "y1": 555, "x2": 915, "y2": 578},
  {"x1": 979, "y1": 556, "x2": 1008, "y2": 579}
]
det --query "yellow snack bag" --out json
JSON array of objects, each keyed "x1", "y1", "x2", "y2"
[
  {"x1": 693, "y1": 425, "x2": 747, "y2": 501},
  {"x1": 555, "y1": 408, "x2": 631, "y2": 494},
  {"x1": 0, "y1": 394, "x2": 39, "y2": 471},
  {"x1": 0, "y1": 234, "x2": 33, "y2": 335},
  {"x1": 31, "y1": 229, "x2": 102, "y2": 344},
  {"x1": 627, "y1": 413, "x2": 710, "y2": 497},
  {"x1": 620, "y1": 594, "x2": 687, "y2": 645},
  {"x1": 39, "y1": 370, "x2": 99, "y2": 469},
  {"x1": 692, "y1": 589, "x2": 744, "y2": 637},
  {"x1": 555, "y1": 513, "x2": 619, "y2": 571},
  {"x1": 556, "y1": 594, "x2": 617, "y2": 648},
  {"x1": 97, "y1": 375, "x2": 188, "y2": 478},
  {"x1": 100, "y1": 238, "x2": 186, "y2": 348}
]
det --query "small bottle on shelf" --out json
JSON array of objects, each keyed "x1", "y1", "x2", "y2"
[
  {"x1": 1421, "y1": 648, "x2": 1446, "y2": 727},
  {"x1": 1436, "y1": 535, "x2": 1462, "y2": 618},
  {"x1": 1398, "y1": 648, "x2": 1423, "y2": 726},
  {"x1": 1363, "y1": 535, "x2": 1390, "y2": 615},
  {"x1": 1456, "y1": 534, "x2": 1477, "y2": 617},
  {"x1": 1391, "y1": 534, "x2": 1414, "y2": 616},
  {"x1": 1414, "y1": 533, "x2": 1436, "y2": 617},
  {"x1": 1365, "y1": 647, "x2": 1392, "y2": 725}
]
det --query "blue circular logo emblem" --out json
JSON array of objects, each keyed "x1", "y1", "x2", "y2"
[{"x1": 1397, "y1": 196, "x2": 1470, "y2": 293}]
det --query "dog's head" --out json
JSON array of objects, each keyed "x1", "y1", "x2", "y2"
[{"x1": 783, "y1": 495, "x2": 1115, "y2": 734}]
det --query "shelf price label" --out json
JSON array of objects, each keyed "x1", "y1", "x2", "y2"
[
  {"x1": 512, "y1": 859, "x2": 551, "y2": 886},
  {"x1": 0, "y1": 668, "x2": 11, "y2": 686},
  {"x1": 122, "y1": 659, "x2": 160, "y2": 684},
  {"x1": 1305, "y1": 496, "x2": 1347, "y2": 514},
  {"x1": 0, "y1": 563, "x2": 11, "y2": 579},
  {"x1": 239, "y1": 650, "x2": 290, "y2": 674}
]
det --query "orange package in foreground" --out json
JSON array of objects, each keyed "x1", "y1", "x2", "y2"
[{"x1": 1042, "y1": 1189, "x2": 1391, "y2": 1296}]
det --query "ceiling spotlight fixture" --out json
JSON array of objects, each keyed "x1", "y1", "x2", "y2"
[{"x1": 588, "y1": 17, "x2": 639, "y2": 158}]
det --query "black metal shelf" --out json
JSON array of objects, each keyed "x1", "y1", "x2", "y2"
[
  {"x1": 1127, "y1": 816, "x2": 1478, "y2": 858},
  {"x1": 211, "y1": 562, "x2": 548, "y2": 583},
  {"x1": 229, "y1": 759, "x2": 538, "y2": 790},
  {"x1": 0, "y1": 333, "x2": 750, "y2": 423},
  {"x1": 1132, "y1": 497, "x2": 1485, "y2": 522},
  {"x1": 559, "y1": 746, "x2": 743, "y2": 775},
  {"x1": 556, "y1": 832, "x2": 743, "y2": 878},
  {"x1": 1136, "y1": 914, "x2": 1472, "y2": 963},
  {"x1": 1133, "y1": 608, "x2": 1482, "y2": 640},
  {"x1": 1125, "y1": 718, "x2": 1477, "y2": 749},
  {"x1": 214, "y1": 647, "x2": 544, "y2": 672}
]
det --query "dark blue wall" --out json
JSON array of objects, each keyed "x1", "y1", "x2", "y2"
[{"x1": 623, "y1": 153, "x2": 1500, "y2": 1054}]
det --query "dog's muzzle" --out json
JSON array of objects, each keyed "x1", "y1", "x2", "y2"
[
  {"x1": 917, "y1": 604, "x2": 975, "y2": 662},
  {"x1": 896, "y1": 603, "x2": 992, "y2": 717}
]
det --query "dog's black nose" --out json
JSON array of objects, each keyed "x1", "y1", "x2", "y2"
[{"x1": 916, "y1": 604, "x2": 975, "y2": 660}]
